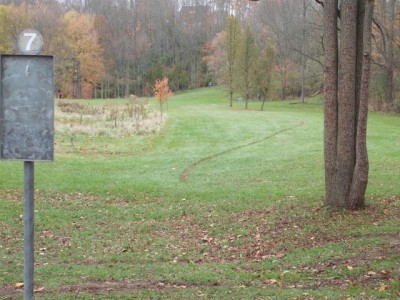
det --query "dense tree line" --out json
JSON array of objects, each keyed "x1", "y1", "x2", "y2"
[
  {"x1": 0, "y1": 0, "x2": 230, "y2": 98},
  {"x1": 0, "y1": 0, "x2": 314, "y2": 100},
  {"x1": 0, "y1": 0, "x2": 398, "y2": 112}
]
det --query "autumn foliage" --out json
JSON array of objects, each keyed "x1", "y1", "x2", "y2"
[
  {"x1": 62, "y1": 11, "x2": 105, "y2": 98},
  {"x1": 153, "y1": 77, "x2": 173, "y2": 118}
]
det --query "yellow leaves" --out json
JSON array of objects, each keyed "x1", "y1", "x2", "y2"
[
  {"x1": 0, "y1": 4, "x2": 33, "y2": 52},
  {"x1": 63, "y1": 10, "x2": 105, "y2": 98},
  {"x1": 378, "y1": 284, "x2": 389, "y2": 292},
  {"x1": 15, "y1": 283, "x2": 45, "y2": 293},
  {"x1": 63, "y1": 10, "x2": 79, "y2": 25},
  {"x1": 14, "y1": 282, "x2": 24, "y2": 289}
]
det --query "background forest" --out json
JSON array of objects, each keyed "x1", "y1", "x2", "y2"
[{"x1": 0, "y1": 0, "x2": 399, "y2": 112}]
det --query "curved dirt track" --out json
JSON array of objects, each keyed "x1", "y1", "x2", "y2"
[{"x1": 180, "y1": 121, "x2": 304, "y2": 182}]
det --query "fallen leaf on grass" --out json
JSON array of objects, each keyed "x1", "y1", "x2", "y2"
[
  {"x1": 197, "y1": 291, "x2": 206, "y2": 297},
  {"x1": 288, "y1": 284, "x2": 304, "y2": 288},
  {"x1": 201, "y1": 235, "x2": 214, "y2": 243},
  {"x1": 15, "y1": 282, "x2": 24, "y2": 289},
  {"x1": 266, "y1": 279, "x2": 279, "y2": 285},
  {"x1": 34, "y1": 287, "x2": 45, "y2": 293},
  {"x1": 280, "y1": 270, "x2": 290, "y2": 279},
  {"x1": 378, "y1": 284, "x2": 389, "y2": 292}
]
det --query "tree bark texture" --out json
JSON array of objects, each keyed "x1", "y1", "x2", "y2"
[
  {"x1": 323, "y1": 0, "x2": 374, "y2": 209},
  {"x1": 386, "y1": 0, "x2": 395, "y2": 104}
]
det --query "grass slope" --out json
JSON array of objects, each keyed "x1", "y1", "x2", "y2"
[{"x1": 0, "y1": 87, "x2": 399, "y2": 299}]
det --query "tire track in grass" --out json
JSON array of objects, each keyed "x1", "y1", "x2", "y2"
[{"x1": 180, "y1": 121, "x2": 304, "y2": 182}]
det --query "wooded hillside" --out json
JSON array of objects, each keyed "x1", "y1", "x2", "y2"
[{"x1": 0, "y1": 0, "x2": 398, "y2": 112}]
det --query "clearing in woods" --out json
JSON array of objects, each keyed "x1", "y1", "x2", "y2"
[{"x1": 0, "y1": 87, "x2": 399, "y2": 299}]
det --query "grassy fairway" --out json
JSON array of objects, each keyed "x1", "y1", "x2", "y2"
[{"x1": 0, "y1": 87, "x2": 399, "y2": 299}]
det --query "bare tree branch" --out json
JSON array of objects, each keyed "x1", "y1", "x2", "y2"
[
  {"x1": 314, "y1": 0, "x2": 324, "y2": 7},
  {"x1": 290, "y1": 46, "x2": 324, "y2": 67}
]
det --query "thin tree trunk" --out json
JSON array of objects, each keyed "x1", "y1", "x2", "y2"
[
  {"x1": 301, "y1": 0, "x2": 306, "y2": 103},
  {"x1": 349, "y1": 0, "x2": 374, "y2": 208},
  {"x1": 323, "y1": 0, "x2": 339, "y2": 207},
  {"x1": 280, "y1": 66, "x2": 287, "y2": 100},
  {"x1": 386, "y1": 0, "x2": 395, "y2": 105},
  {"x1": 125, "y1": 63, "x2": 130, "y2": 98},
  {"x1": 116, "y1": 72, "x2": 120, "y2": 98},
  {"x1": 261, "y1": 97, "x2": 266, "y2": 111}
]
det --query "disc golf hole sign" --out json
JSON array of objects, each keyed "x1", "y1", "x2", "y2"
[{"x1": 0, "y1": 55, "x2": 54, "y2": 161}]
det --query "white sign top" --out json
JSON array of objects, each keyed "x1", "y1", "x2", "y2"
[{"x1": 17, "y1": 29, "x2": 43, "y2": 55}]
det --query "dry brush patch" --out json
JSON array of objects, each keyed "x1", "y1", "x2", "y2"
[
  {"x1": 56, "y1": 100, "x2": 165, "y2": 138},
  {"x1": 54, "y1": 100, "x2": 167, "y2": 156}
]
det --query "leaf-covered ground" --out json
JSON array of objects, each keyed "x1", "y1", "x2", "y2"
[
  {"x1": 1, "y1": 89, "x2": 399, "y2": 299},
  {"x1": 1, "y1": 191, "x2": 399, "y2": 299}
]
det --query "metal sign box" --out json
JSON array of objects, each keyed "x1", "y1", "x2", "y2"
[{"x1": 0, "y1": 55, "x2": 54, "y2": 161}]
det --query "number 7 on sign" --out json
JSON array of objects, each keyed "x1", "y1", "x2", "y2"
[
  {"x1": 24, "y1": 32, "x2": 37, "y2": 51},
  {"x1": 18, "y1": 29, "x2": 43, "y2": 55}
]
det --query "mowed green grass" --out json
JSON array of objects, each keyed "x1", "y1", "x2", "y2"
[{"x1": 0, "y1": 87, "x2": 399, "y2": 299}]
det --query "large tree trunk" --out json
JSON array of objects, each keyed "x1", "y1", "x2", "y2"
[{"x1": 323, "y1": 0, "x2": 374, "y2": 209}]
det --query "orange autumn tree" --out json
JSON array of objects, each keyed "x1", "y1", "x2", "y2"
[
  {"x1": 153, "y1": 77, "x2": 173, "y2": 119},
  {"x1": 63, "y1": 10, "x2": 105, "y2": 98}
]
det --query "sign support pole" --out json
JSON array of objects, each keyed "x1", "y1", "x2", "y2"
[{"x1": 24, "y1": 161, "x2": 35, "y2": 300}]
